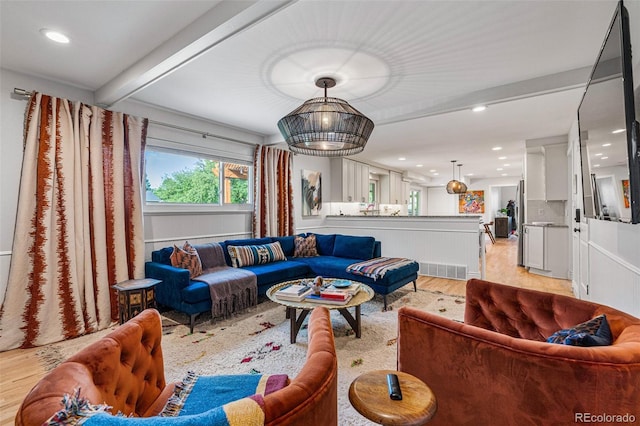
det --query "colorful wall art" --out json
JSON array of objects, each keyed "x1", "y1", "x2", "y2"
[
  {"x1": 459, "y1": 190, "x2": 485, "y2": 214},
  {"x1": 622, "y1": 179, "x2": 630, "y2": 208},
  {"x1": 302, "y1": 169, "x2": 322, "y2": 216}
]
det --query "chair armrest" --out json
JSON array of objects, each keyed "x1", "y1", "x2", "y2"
[
  {"x1": 397, "y1": 306, "x2": 640, "y2": 426},
  {"x1": 145, "y1": 262, "x2": 190, "y2": 308}
]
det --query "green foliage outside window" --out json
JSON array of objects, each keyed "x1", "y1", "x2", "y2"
[{"x1": 153, "y1": 159, "x2": 220, "y2": 204}]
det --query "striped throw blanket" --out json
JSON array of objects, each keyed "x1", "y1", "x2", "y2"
[
  {"x1": 347, "y1": 257, "x2": 416, "y2": 281},
  {"x1": 52, "y1": 373, "x2": 289, "y2": 425}
]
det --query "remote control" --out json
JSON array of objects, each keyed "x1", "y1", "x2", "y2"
[{"x1": 387, "y1": 373, "x2": 402, "y2": 400}]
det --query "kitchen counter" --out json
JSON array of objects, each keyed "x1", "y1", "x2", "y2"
[
  {"x1": 326, "y1": 215, "x2": 482, "y2": 219},
  {"x1": 523, "y1": 223, "x2": 568, "y2": 228}
]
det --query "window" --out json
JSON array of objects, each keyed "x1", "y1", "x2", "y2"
[
  {"x1": 369, "y1": 181, "x2": 377, "y2": 203},
  {"x1": 408, "y1": 189, "x2": 420, "y2": 216},
  {"x1": 144, "y1": 147, "x2": 251, "y2": 206}
]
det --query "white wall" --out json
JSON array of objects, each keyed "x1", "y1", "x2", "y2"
[{"x1": 425, "y1": 176, "x2": 519, "y2": 223}]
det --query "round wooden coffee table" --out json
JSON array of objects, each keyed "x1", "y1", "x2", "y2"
[
  {"x1": 349, "y1": 370, "x2": 437, "y2": 425},
  {"x1": 267, "y1": 279, "x2": 374, "y2": 343}
]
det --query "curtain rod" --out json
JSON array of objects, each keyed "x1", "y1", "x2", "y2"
[{"x1": 12, "y1": 87, "x2": 259, "y2": 147}]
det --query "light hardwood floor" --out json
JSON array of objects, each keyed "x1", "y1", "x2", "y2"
[{"x1": 0, "y1": 235, "x2": 572, "y2": 425}]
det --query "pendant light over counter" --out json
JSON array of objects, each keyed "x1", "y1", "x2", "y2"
[
  {"x1": 277, "y1": 77, "x2": 375, "y2": 157},
  {"x1": 446, "y1": 160, "x2": 468, "y2": 194}
]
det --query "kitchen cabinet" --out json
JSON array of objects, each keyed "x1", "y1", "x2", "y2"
[
  {"x1": 389, "y1": 171, "x2": 406, "y2": 204},
  {"x1": 524, "y1": 225, "x2": 544, "y2": 269},
  {"x1": 523, "y1": 225, "x2": 568, "y2": 278},
  {"x1": 330, "y1": 158, "x2": 369, "y2": 202},
  {"x1": 543, "y1": 144, "x2": 568, "y2": 201},
  {"x1": 525, "y1": 143, "x2": 568, "y2": 201}
]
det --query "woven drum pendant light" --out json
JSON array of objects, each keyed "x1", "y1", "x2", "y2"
[
  {"x1": 277, "y1": 77, "x2": 375, "y2": 157},
  {"x1": 446, "y1": 160, "x2": 467, "y2": 194}
]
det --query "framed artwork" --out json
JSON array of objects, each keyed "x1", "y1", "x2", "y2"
[
  {"x1": 459, "y1": 190, "x2": 485, "y2": 214},
  {"x1": 622, "y1": 179, "x2": 630, "y2": 208},
  {"x1": 302, "y1": 169, "x2": 322, "y2": 216}
]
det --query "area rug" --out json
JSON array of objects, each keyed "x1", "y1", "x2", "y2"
[{"x1": 36, "y1": 287, "x2": 464, "y2": 425}]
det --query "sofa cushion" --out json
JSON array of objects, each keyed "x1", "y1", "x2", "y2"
[
  {"x1": 546, "y1": 314, "x2": 613, "y2": 346},
  {"x1": 170, "y1": 242, "x2": 202, "y2": 278},
  {"x1": 310, "y1": 233, "x2": 336, "y2": 255},
  {"x1": 332, "y1": 235, "x2": 376, "y2": 260},
  {"x1": 271, "y1": 236, "x2": 296, "y2": 256},
  {"x1": 227, "y1": 242, "x2": 286, "y2": 268},
  {"x1": 241, "y1": 261, "x2": 310, "y2": 289},
  {"x1": 293, "y1": 234, "x2": 319, "y2": 257}
]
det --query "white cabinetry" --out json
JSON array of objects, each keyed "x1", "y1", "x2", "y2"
[
  {"x1": 524, "y1": 225, "x2": 544, "y2": 269},
  {"x1": 543, "y1": 144, "x2": 568, "y2": 201},
  {"x1": 389, "y1": 171, "x2": 406, "y2": 204},
  {"x1": 330, "y1": 158, "x2": 369, "y2": 202},
  {"x1": 523, "y1": 225, "x2": 569, "y2": 278}
]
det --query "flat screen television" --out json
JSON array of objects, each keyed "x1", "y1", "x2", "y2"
[{"x1": 578, "y1": 0, "x2": 640, "y2": 224}]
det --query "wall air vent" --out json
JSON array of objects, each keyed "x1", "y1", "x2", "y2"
[{"x1": 420, "y1": 262, "x2": 467, "y2": 280}]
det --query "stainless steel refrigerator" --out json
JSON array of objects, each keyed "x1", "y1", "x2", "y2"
[{"x1": 516, "y1": 180, "x2": 525, "y2": 266}]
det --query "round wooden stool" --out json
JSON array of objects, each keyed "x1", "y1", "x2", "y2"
[{"x1": 349, "y1": 369, "x2": 437, "y2": 425}]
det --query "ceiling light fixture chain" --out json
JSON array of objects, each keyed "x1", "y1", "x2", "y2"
[{"x1": 277, "y1": 76, "x2": 374, "y2": 157}]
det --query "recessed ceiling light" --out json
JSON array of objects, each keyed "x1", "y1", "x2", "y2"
[
  {"x1": 398, "y1": 157, "x2": 406, "y2": 161},
  {"x1": 601, "y1": 156, "x2": 608, "y2": 160},
  {"x1": 496, "y1": 168, "x2": 503, "y2": 171},
  {"x1": 433, "y1": 173, "x2": 439, "y2": 176},
  {"x1": 595, "y1": 153, "x2": 603, "y2": 156},
  {"x1": 501, "y1": 173, "x2": 508, "y2": 176},
  {"x1": 602, "y1": 143, "x2": 611, "y2": 147},
  {"x1": 498, "y1": 156, "x2": 507, "y2": 160},
  {"x1": 492, "y1": 146, "x2": 502, "y2": 151},
  {"x1": 593, "y1": 164, "x2": 600, "y2": 168},
  {"x1": 429, "y1": 169, "x2": 436, "y2": 173},
  {"x1": 467, "y1": 173, "x2": 474, "y2": 176},
  {"x1": 416, "y1": 164, "x2": 423, "y2": 168},
  {"x1": 40, "y1": 28, "x2": 70, "y2": 44},
  {"x1": 612, "y1": 128, "x2": 625, "y2": 134},
  {"x1": 503, "y1": 163, "x2": 510, "y2": 167},
  {"x1": 472, "y1": 105, "x2": 487, "y2": 112}
]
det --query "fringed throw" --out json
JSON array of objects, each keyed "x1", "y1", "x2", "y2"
[
  {"x1": 192, "y1": 243, "x2": 257, "y2": 318},
  {"x1": 347, "y1": 257, "x2": 418, "y2": 281}
]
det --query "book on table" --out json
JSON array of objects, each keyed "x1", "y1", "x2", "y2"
[
  {"x1": 304, "y1": 293, "x2": 353, "y2": 305},
  {"x1": 276, "y1": 284, "x2": 313, "y2": 302},
  {"x1": 325, "y1": 282, "x2": 361, "y2": 296}
]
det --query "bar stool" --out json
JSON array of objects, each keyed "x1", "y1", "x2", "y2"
[{"x1": 483, "y1": 221, "x2": 496, "y2": 244}]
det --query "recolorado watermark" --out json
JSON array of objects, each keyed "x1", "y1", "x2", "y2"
[{"x1": 575, "y1": 412, "x2": 636, "y2": 423}]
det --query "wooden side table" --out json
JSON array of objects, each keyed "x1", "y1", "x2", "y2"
[
  {"x1": 349, "y1": 370, "x2": 437, "y2": 425},
  {"x1": 112, "y1": 278, "x2": 161, "y2": 324}
]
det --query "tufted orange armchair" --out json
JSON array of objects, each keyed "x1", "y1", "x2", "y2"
[
  {"x1": 397, "y1": 279, "x2": 640, "y2": 425},
  {"x1": 15, "y1": 307, "x2": 338, "y2": 425}
]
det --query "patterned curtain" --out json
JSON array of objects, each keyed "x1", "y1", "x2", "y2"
[
  {"x1": 0, "y1": 93, "x2": 148, "y2": 351},
  {"x1": 253, "y1": 145, "x2": 294, "y2": 237}
]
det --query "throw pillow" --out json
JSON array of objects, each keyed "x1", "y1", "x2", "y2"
[
  {"x1": 546, "y1": 314, "x2": 613, "y2": 347},
  {"x1": 227, "y1": 242, "x2": 286, "y2": 268},
  {"x1": 170, "y1": 241, "x2": 203, "y2": 278},
  {"x1": 293, "y1": 234, "x2": 319, "y2": 257}
]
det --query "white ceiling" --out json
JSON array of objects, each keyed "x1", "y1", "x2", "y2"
[{"x1": 0, "y1": 0, "x2": 619, "y2": 184}]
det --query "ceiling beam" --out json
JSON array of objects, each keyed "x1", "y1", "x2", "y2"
[
  {"x1": 95, "y1": 0, "x2": 296, "y2": 107},
  {"x1": 375, "y1": 66, "x2": 593, "y2": 126}
]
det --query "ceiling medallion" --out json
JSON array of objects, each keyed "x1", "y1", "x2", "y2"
[{"x1": 277, "y1": 77, "x2": 375, "y2": 157}]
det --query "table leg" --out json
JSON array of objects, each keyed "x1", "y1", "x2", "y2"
[
  {"x1": 338, "y1": 306, "x2": 362, "y2": 338},
  {"x1": 289, "y1": 308, "x2": 310, "y2": 344}
]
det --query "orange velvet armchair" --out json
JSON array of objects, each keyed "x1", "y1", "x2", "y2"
[
  {"x1": 16, "y1": 307, "x2": 337, "y2": 425},
  {"x1": 397, "y1": 279, "x2": 640, "y2": 425}
]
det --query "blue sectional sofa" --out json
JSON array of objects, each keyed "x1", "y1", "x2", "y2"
[{"x1": 145, "y1": 233, "x2": 419, "y2": 331}]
